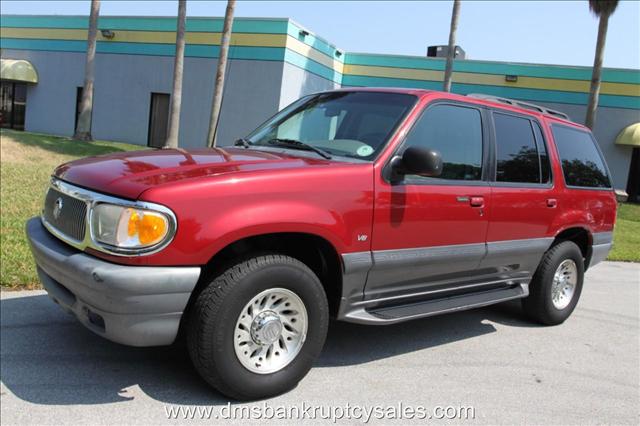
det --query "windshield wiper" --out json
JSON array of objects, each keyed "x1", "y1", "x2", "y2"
[
  {"x1": 234, "y1": 138, "x2": 252, "y2": 148},
  {"x1": 267, "y1": 138, "x2": 332, "y2": 160}
]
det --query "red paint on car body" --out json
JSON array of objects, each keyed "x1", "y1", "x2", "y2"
[{"x1": 52, "y1": 89, "x2": 617, "y2": 267}]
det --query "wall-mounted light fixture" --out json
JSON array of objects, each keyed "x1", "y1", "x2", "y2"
[
  {"x1": 100, "y1": 29, "x2": 115, "y2": 39},
  {"x1": 299, "y1": 29, "x2": 309, "y2": 37},
  {"x1": 505, "y1": 74, "x2": 518, "y2": 82}
]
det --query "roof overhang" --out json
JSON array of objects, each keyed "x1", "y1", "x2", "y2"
[
  {"x1": 615, "y1": 123, "x2": 640, "y2": 147},
  {"x1": 0, "y1": 59, "x2": 38, "y2": 84}
]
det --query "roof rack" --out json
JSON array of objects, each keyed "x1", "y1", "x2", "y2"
[{"x1": 467, "y1": 93, "x2": 571, "y2": 121}]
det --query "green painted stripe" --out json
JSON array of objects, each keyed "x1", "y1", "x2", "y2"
[
  {"x1": 0, "y1": 15, "x2": 289, "y2": 34},
  {"x1": 0, "y1": 38, "x2": 286, "y2": 61},
  {"x1": 286, "y1": 21, "x2": 343, "y2": 64},
  {"x1": 345, "y1": 53, "x2": 640, "y2": 85},
  {"x1": 0, "y1": 36, "x2": 331, "y2": 82},
  {"x1": 342, "y1": 75, "x2": 640, "y2": 109},
  {"x1": 284, "y1": 49, "x2": 342, "y2": 83}
]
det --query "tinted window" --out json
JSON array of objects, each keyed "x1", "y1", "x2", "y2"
[
  {"x1": 403, "y1": 104, "x2": 483, "y2": 180},
  {"x1": 248, "y1": 92, "x2": 417, "y2": 160},
  {"x1": 494, "y1": 113, "x2": 540, "y2": 183},
  {"x1": 552, "y1": 125, "x2": 611, "y2": 188},
  {"x1": 532, "y1": 122, "x2": 551, "y2": 184}
]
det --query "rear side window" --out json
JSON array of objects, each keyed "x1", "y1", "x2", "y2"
[
  {"x1": 551, "y1": 125, "x2": 611, "y2": 188},
  {"x1": 494, "y1": 113, "x2": 547, "y2": 184},
  {"x1": 402, "y1": 104, "x2": 483, "y2": 180}
]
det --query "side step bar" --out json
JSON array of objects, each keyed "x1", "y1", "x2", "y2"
[{"x1": 341, "y1": 284, "x2": 528, "y2": 325}]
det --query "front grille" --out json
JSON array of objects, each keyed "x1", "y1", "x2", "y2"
[{"x1": 43, "y1": 187, "x2": 87, "y2": 241}]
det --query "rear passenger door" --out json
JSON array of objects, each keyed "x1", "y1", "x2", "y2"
[{"x1": 480, "y1": 111, "x2": 556, "y2": 280}]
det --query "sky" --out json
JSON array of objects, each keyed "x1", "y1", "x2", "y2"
[{"x1": 2, "y1": 1, "x2": 639, "y2": 69}]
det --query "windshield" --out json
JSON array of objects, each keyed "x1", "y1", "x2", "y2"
[{"x1": 246, "y1": 91, "x2": 418, "y2": 160}]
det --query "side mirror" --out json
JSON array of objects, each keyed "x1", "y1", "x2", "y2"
[{"x1": 390, "y1": 146, "x2": 443, "y2": 180}]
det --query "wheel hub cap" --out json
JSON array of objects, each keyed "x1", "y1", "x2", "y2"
[
  {"x1": 551, "y1": 259, "x2": 577, "y2": 310},
  {"x1": 250, "y1": 311, "x2": 283, "y2": 345},
  {"x1": 234, "y1": 288, "x2": 308, "y2": 374}
]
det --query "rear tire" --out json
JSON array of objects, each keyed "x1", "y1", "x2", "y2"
[
  {"x1": 522, "y1": 241, "x2": 584, "y2": 325},
  {"x1": 187, "y1": 254, "x2": 329, "y2": 400}
]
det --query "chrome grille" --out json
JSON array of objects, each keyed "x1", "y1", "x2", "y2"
[{"x1": 43, "y1": 187, "x2": 87, "y2": 241}]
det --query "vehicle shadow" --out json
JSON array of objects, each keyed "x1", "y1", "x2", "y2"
[{"x1": 0, "y1": 293, "x2": 537, "y2": 406}]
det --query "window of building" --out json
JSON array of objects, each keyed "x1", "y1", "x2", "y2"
[
  {"x1": 148, "y1": 93, "x2": 170, "y2": 148},
  {"x1": 552, "y1": 124, "x2": 611, "y2": 188},
  {"x1": 494, "y1": 113, "x2": 541, "y2": 184},
  {"x1": 402, "y1": 104, "x2": 483, "y2": 180},
  {"x1": 75, "y1": 87, "x2": 83, "y2": 131},
  {"x1": 0, "y1": 81, "x2": 27, "y2": 130}
]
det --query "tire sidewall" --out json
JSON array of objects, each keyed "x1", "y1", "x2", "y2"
[
  {"x1": 201, "y1": 259, "x2": 328, "y2": 399},
  {"x1": 536, "y1": 242, "x2": 585, "y2": 324}
]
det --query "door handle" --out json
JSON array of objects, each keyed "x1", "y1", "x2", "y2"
[
  {"x1": 469, "y1": 196, "x2": 484, "y2": 208},
  {"x1": 546, "y1": 198, "x2": 557, "y2": 208}
]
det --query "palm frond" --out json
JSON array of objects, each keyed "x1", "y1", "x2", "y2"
[{"x1": 589, "y1": 0, "x2": 619, "y2": 17}]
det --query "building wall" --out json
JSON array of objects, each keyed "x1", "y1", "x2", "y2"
[
  {"x1": 214, "y1": 58, "x2": 284, "y2": 146},
  {"x1": 0, "y1": 15, "x2": 345, "y2": 147},
  {"x1": 342, "y1": 52, "x2": 640, "y2": 109},
  {"x1": 341, "y1": 52, "x2": 640, "y2": 190},
  {"x1": 2, "y1": 49, "x2": 85, "y2": 136},
  {"x1": 1, "y1": 49, "x2": 284, "y2": 147},
  {"x1": 278, "y1": 62, "x2": 340, "y2": 109},
  {"x1": 1, "y1": 15, "x2": 639, "y2": 190}
]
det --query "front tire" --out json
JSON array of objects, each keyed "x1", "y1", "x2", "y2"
[
  {"x1": 522, "y1": 241, "x2": 584, "y2": 325},
  {"x1": 187, "y1": 254, "x2": 329, "y2": 400}
]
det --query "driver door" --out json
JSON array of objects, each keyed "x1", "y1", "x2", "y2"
[{"x1": 367, "y1": 102, "x2": 492, "y2": 302}]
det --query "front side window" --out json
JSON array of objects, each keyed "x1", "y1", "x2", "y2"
[
  {"x1": 551, "y1": 125, "x2": 611, "y2": 188},
  {"x1": 401, "y1": 104, "x2": 483, "y2": 180},
  {"x1": 494, "y1": 113, "x2": 541, "y2": 184},
  {"x1": 247, "y1": 92, "x2": 417, "y2": 160}
]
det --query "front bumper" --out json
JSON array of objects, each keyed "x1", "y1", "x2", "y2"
[{"x1": 26, "y1": 217, "x2": 201, "y2": 346}]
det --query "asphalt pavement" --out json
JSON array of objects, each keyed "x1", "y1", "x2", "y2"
[{"x1": 1, "y1": 261, "x2": 638, "y2": 425}]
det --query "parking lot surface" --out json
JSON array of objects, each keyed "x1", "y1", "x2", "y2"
[{"x1": 1, "y1": 261, "x2": 638, "y2": 425}]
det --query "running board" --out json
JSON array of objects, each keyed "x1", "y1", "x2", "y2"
[{"x1": 341, "y1": 284, "x2": 528, "y2": 325}]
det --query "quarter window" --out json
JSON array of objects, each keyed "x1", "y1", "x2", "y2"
[
  {"x1": 532, "y1": 122, "x2": 551, "y2": 184},
  {"x1": 402, "y1": 104, "x2": 483, "y2": 180},
  {"x1": 551, "y1": 125, "x2": 611, "y2": 188}
]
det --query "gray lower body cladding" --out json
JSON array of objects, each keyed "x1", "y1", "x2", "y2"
[
  {"x1": 26, "y1": 217, "x2": 201, "y2": 346},
  {"x1": 588, "y1": 231, "x2": 613, "y2": 269},
  {"x1": 338, "y1": 233, "x2": 613, "y2": 324},
  {"x1": 338, "y1": 237, "x2": 553, "y2": 324}
]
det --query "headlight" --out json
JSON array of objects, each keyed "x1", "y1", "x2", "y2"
[{"x1": 91, "y1": 203, "x2": 173, "y2": 250}]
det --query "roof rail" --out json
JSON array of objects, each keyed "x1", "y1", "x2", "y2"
[{"x1": 467, "y1": 93, "x2": 571, "y2": 121}]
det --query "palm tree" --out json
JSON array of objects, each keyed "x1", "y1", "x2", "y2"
[
  {"x1": 443, "y1": 0, "x2": 461, "y2": 92},
  {"x1": 585, "y1": 0, "x2": 619, "y2": 129},
  {"x1": 207, "y1": 0, "x2": 236, "y2": 147},
  {"x1": 74, "y1": 0, "x2": 100, "y2": 141},
  {"x1": 164, "y1": 0, "x2": 187, "y2": 149}
]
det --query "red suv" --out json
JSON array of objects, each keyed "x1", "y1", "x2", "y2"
[{"x1": 27, "y1": 88, "x2": 616, "y2": 400}]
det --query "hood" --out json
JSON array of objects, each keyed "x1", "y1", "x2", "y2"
[{"x1": 54, "y1": 147, "x2": 331, "y2": 199}]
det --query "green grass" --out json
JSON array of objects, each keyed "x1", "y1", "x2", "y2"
[
  {"x1": 608, "y1": 203, "x2": 640, "y2": 262},
  {"x1": 1, "y1": 129, "x2": 145, "y2": 289},
  {"x1": 0, "y1": 129, "x2": 638, "y2": 289}
]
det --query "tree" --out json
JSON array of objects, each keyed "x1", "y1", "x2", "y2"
[
  {"x1": 74, "y1": 0, "x2": 100, "y2": 141},
  {"x1": 164, "y1": 0, "x2": 187, "y2": 149},
  {"x1": 207, "y1": 0, "x2": 236, "y2": 147},
  {"x1": 585, "y1": 0, "x2": 619, "y2": 129},
  {"x1": 443, "y1": 0, "x2": 461, "y2": 92}
]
